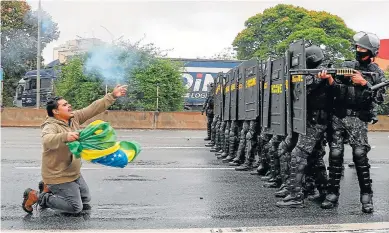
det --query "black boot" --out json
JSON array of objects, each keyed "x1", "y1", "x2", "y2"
[
  {"x1": 235, "y1": 160, "x2": 254, "y2": 171},
  {"x1": 260, "y1": 170, "x2": 272, "y2": 181},
  {"x1": 276, "y1": 191, "x2": 304, "y2": 208},
  {"x1": 229, "y1": 157, "x2": 243, "y2": 166},
  {"x1": 355, "y1": 163, "x2": 374, "y2": 213},
  {"x1": 222, "y1": 154, "x2": 234, "y2": 163},
  {"x1": 321, "y1": 166, "x2": 342, "y2": 209},
  {"x1": 274, "y1": 183, "x2": 289, "y2": 198},
  {"x1": 361, "y1": 193, "x2": 374, "y2": 213}
]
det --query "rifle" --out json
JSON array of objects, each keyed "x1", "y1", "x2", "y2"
[
  {"x1": 289, "y1": 68, "x2": 377, "y2": 76},
  {"x1": 370, "y1": 79, "x2": 389, "y2": 91}
]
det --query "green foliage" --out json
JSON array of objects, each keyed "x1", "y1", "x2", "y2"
[
  {"x1": 56, "y1": 40, "x2": 185, "y2": 112},
  {"x1": 55, "y1": 57, "x2": 105, "y2": 110},
  {"x1": 1, "y1": 1, "x2": 60, "y2": 106},
  {"x1": 132, "y1": 59, "x2": 186, "y2": 111},
  {"x1": 232, "y1": 4, "x2": 355, "y2": 65}
]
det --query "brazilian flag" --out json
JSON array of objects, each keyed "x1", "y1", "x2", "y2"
[{"x1": 66, "y1": 120, "x2": 141, "y2": 168}]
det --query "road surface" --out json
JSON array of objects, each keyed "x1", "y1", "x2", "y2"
[{"x1": 1, "y1": 127, "x2": 389, "y2": 232}]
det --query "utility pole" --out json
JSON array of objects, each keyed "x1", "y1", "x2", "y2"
[
  {"x1": 156, "y1": 83, "x2": 159, "y2": 112},
  {"x1": 36, "y1": 0, "x2": 41, "y2": 109}
]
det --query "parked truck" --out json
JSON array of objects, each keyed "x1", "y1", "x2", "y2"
[{"x1": 13, "y1": 68, "x2": 59, "y2": 107}]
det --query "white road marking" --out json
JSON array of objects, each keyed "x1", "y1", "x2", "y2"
[
  {"x1": 1, "y1": 145, "x2": 209, "y2": 149},
  {"x1": 14, "y1": 166, "x2": 236, "y2": 170},
  {"x1": 1, "y1": 222, "x2": 389, "y2": 233}
]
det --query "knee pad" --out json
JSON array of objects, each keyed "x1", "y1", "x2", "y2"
[
  {"x1": 353, "y1": 147, "x2": 367, "y2": 157},
  {"x1": 330, "y1": 147, "x2": 343, "y2": 164},
  {"x1": 353, "y1": 146, "x2": 368, "y2": 165}
]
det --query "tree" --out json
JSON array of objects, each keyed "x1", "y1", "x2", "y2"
[
  {"x1": 1, "y1": 1, "x2": 60, "y2": 106},
  {"x1": 54, "y1": 56, "x2": 106, "y2": 110},
  {"x1": 56, "y1": 40, "x2": 186, "y2": 111},
  {"x1": 132, "y1": 58, "x2": 186, "y2": 111},
  {"x1": 212, "y1": 47, "x2": 238, "y2": 60},
  {"x1": 232, "y1": 4, "x2": 355, "y2": 65}
]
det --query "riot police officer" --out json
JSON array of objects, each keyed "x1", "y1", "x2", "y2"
[
  {"x1": 202, "y1": 83, "x2": 215, "y2": 141},
  {"x1": 276, "y1": 45, "x2": 331, "y2": 208},
  {"x1": 318, "y1": 32, "x2": 386, "y2": 213}
]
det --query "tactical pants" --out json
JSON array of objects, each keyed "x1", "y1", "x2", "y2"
[
  {"x1": 323, "y1": 115, "x2": 372, "y2": 210},
  {"x1": 206, "y1": 114, "x2": 214, "y2": 139},
  {"x1": 217, "y1": 121, "x2": 227, "y2": 154},
  {"x1": 220, "y1": 121, "x2": 231, "y2": 160},
  {"x1": 232, "y1": 121, "x2": 250, "y2": 164},
  {"x1": 252, "y1": 133, "x2": 272, "y2": 175},
  {"x1": 264, "y1": 135, "x2": 285, "y2": 187},
  {"x1": 278, "y1": 134, "x2": 298, "y2": 185},
  {"x1": 210, "y1": 116, "x2": 218, "y2": 145},
  {"x1": 235, "y1": 120, "x2": 258, "y2": 170},
  {"x1": 285, "y1": 122, "x2": 327, "y2": 200},
  {"x1": 244, "y1": 120, "x2": 258, "y2": 164},
  {"x1": 304, "y1": 137, "x2": 328, "y2": 197},
  {"x1": 227, "y1": 121, "x2": 240, "y2": 160},
  {"x1": 214, "y1": 119, "x2": 222, "y2": 151}
]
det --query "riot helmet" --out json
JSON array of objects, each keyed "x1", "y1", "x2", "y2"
[
  {"x1": 353, "y1": 31, "x2": 380, "y2": 57},
  {"x1": 305, "y1": 45, "x2": 324, "y2": 69}
]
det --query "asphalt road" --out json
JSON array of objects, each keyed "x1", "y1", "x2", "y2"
[{"x1": 1, "y1": 127, "x2": 389, "y2": 231}]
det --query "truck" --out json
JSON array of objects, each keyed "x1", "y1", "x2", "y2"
[
  {"x1": 13, "y1": 58, "x2": 243, "y2": 109},
  {"x1": 13, "y1": 67, "x2": 59, "y2": 107},
  {"x1": 173, "y1": 58, "x2": 243, "y2": 110}
]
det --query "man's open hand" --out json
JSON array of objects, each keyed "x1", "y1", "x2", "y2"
[
  {"x1": 112, "y1": 84, "x2": 128, "y2": 98},
  {"x1": 67, "y1": 132, "x2": 79, "y2": 142}
]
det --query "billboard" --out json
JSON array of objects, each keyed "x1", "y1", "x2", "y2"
[{"x1": 175, "y1": 59, "x2": 242, "y2": 106}]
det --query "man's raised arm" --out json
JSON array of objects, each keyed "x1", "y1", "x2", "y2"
[{"x1": 73, "y1": 84, "x2": 127, "y2": 125}]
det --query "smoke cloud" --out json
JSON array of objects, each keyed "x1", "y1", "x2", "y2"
[
  {"x1": 1, "y1": 8, "x2": 59, "y2": 75},
  {"x1": 83, "y1": 43, "x2": 147, "y2": 86}
]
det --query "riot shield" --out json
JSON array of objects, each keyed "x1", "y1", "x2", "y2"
[
  {"x1": 285, "y1": 49, "x2": 292, "y2": 136},
  {"x1": 263, "y1": 57, "x2": 287, "y2": 136},
  {"x1": 243, "y1": 58, "x2": 260, "y2": 120},
  {"x1": 288, "y1": 39, "x2": 307, "y2": 135},
  {"x1": 258, "y1": 60, "x2": 266, "y2": 128},
  {"x1": 230, "y1": 67, "x2": 239, "y2": 121},
  {"x1": 214, "y1": 72, "x2": 223, "y2": 117},
  {"x1": 237, "y1": 63, "x2": 245, "y2": 121},
  {"x1": 261, "y1": 59, "x2": 272, "y2": 130},
  {"x1": 223, "y1": 69, "x2": 232, "y2": 121}
]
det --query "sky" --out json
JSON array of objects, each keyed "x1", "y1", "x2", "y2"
[{"x1": 26, "y1": 0, "x2": 389, "y2": 65}]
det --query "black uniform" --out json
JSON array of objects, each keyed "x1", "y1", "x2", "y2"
[
  {"x1": 277, "y1": 45, "x2": 332, "y2": 208},
  {"x1": 202, "y1": 84, "x2": 215, "y2": 141},
  {"x1": 320, "y1": 60, "x2": 385, "y2": 213}
]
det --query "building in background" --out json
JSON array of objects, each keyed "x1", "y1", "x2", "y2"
[
  {"x1": 53, "y1": 38, "x2": 105, "y2": 63},
  {"x1": 376, "y1": 39, "x2": 389, "y2": 71}
]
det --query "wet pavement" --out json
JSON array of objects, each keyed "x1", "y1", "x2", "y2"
[{"x1": 1, "y1": 127, "x2": 389, "y2": 231}]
